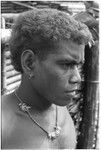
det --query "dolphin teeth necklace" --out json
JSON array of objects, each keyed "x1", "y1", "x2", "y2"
[{"x1": 14, "y1": 91, "x2": 61, "y2": 140}]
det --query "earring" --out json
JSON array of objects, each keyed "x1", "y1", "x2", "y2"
[{"x1": 29, "y1": 74, "x2": 33, "y2": 79}]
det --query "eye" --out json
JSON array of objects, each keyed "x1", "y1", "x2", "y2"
[{"x1": 59, "y1": 63, "x2": 74, "y2": 69}]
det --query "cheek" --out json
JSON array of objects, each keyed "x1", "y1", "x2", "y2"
[
  {"x1": 44, "y1": 67, "x2": 70, "y2": 90},
  {"x1": 36, "y1": 63, "x2": 71, "y2": 92}
]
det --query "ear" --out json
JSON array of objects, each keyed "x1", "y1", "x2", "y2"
[{"x1": 21, "y1": 50, "x2": 36, "y2": 75}]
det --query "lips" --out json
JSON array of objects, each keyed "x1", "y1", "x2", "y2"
[
  {"x1": 65, "y1": 89, "x2": 78, "y2": 93},
  {"x1": 66, "y1": 91, "x2": 76, "y2": 95},
  {"x1": 64, "y1": 90, "x2": 78, "y2": 97}
]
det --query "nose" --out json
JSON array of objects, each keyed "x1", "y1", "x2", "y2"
[{"x1": 69, "y1": 66, "x2": 81, "y2": 84}]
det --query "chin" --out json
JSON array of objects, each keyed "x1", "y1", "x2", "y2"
[{"x1": 53, "y1": 98, "x2": 71, "y2": 107}]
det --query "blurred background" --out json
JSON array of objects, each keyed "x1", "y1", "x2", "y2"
[{"x1": 1, "y1": 0, "x2": 100, "y2": 149}]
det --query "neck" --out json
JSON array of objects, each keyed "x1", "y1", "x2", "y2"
[{"x1": 16, "y1": 75, "x2": 52, "y2": 112}]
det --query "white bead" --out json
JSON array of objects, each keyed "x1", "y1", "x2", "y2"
[
  {"x1": 48, "y1": 126, "x2": 61, "y2": 140},
  {"x1": 48, "y1": 132, "x2": 56, "y2": 140},
  {"x1": 19, "y1": 103, "x2": 31, "y2": 112}
]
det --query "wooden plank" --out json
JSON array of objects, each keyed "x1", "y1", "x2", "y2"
[
  {"x1": 1, "y1": 45, "x2": 7, "y2": 94},
  {"x1": 2, "y1": 13, "x2": 19, "y2": 19},
  {"x1": 6, "y1": 81, "x2": 21, "y2": 92},
  {"x1": 6, "y1": 64, "x2": 14, "y2": 72},
  {"x1": 11, "y1": 1, "x2": 34, "y2": 9},
  {"x1": 6, "y1": 59, "x2": 11, "y2": 66},
  {"x1": 5, "y1": 51, "x2": 10, "y2": 58},
  {"x1": 6, "y1": 70, "x2": 20, "y2": 78},
  {"x1": 6, "y1": 74, "x2": 21, "y2": 85}
]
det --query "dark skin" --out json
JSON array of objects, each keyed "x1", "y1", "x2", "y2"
[{"x1": 2, "y1": 40, "x2": 84, "y2": 149}]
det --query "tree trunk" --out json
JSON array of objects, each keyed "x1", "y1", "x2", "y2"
[{"x1": 77, "y1": 41, "x2": 99, "y2": 149}]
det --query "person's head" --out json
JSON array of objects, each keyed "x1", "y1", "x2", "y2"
[{"x1": 9, "y1": 8, "x2": 93, "y2": 106}]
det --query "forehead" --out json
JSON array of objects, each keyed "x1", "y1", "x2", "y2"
[{"x1": 47, "y1": 40, "x2": 85, "y2": 62}]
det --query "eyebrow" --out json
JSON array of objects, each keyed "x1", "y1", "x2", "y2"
[{"x1": 57, "y1": 59, "x2": 85, "y2": 65}]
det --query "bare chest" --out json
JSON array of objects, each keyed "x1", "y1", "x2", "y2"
[
  {"x1": 5, "y1": 111, "x2": 62, "y2": 149},
  {"x1": 3, "y1": 107, "x2": 76, "y2": 149}
]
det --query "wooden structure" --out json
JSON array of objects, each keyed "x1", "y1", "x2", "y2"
[
  {"x1": 77, "y1": 42, "x2": 99, "y2": 148},
  {"x1": 74, "y1": 5, "x2": 99, "y2": 148},
  {"x1": 1, "y1": 1, "x2": 99, "y2": 149},
  {"x1": 1, "y1": 29, "x2": 21, "y2": 94}
]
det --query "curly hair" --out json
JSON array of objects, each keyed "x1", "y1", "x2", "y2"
[{"x1": 9, "y1": 8, "x2": 93, "y2": 73}]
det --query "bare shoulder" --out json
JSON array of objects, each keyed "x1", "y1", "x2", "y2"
[
  {"x1": 58, "y1": 106, "x2": 76, "y2": 149},
  {"x1": 1, "y1": 93, "x2": 18, "y2": 142},
  {"x1": 2, "y1": 93, "x2": 17, "y2": 118}
]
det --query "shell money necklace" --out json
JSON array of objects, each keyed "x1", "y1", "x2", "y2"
[{"x1": 14, "y1": 90, "x2": 61, "y2": 140}]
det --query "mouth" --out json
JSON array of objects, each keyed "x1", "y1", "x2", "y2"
[
  {"x1": 65, "y1": 89, "x2": 78, "y2": 93},
  {"x1": 64, "y1": 90, "x2": 78, "y2": 97}
]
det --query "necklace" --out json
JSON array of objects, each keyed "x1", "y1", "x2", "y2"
[{"x1": 14, "y1": 90, "x2": 61, "y2": 140}]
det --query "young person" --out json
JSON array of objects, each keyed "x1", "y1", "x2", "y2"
[{"x1": 2, "y1": 8, "x2": 93, "y2": 149}]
